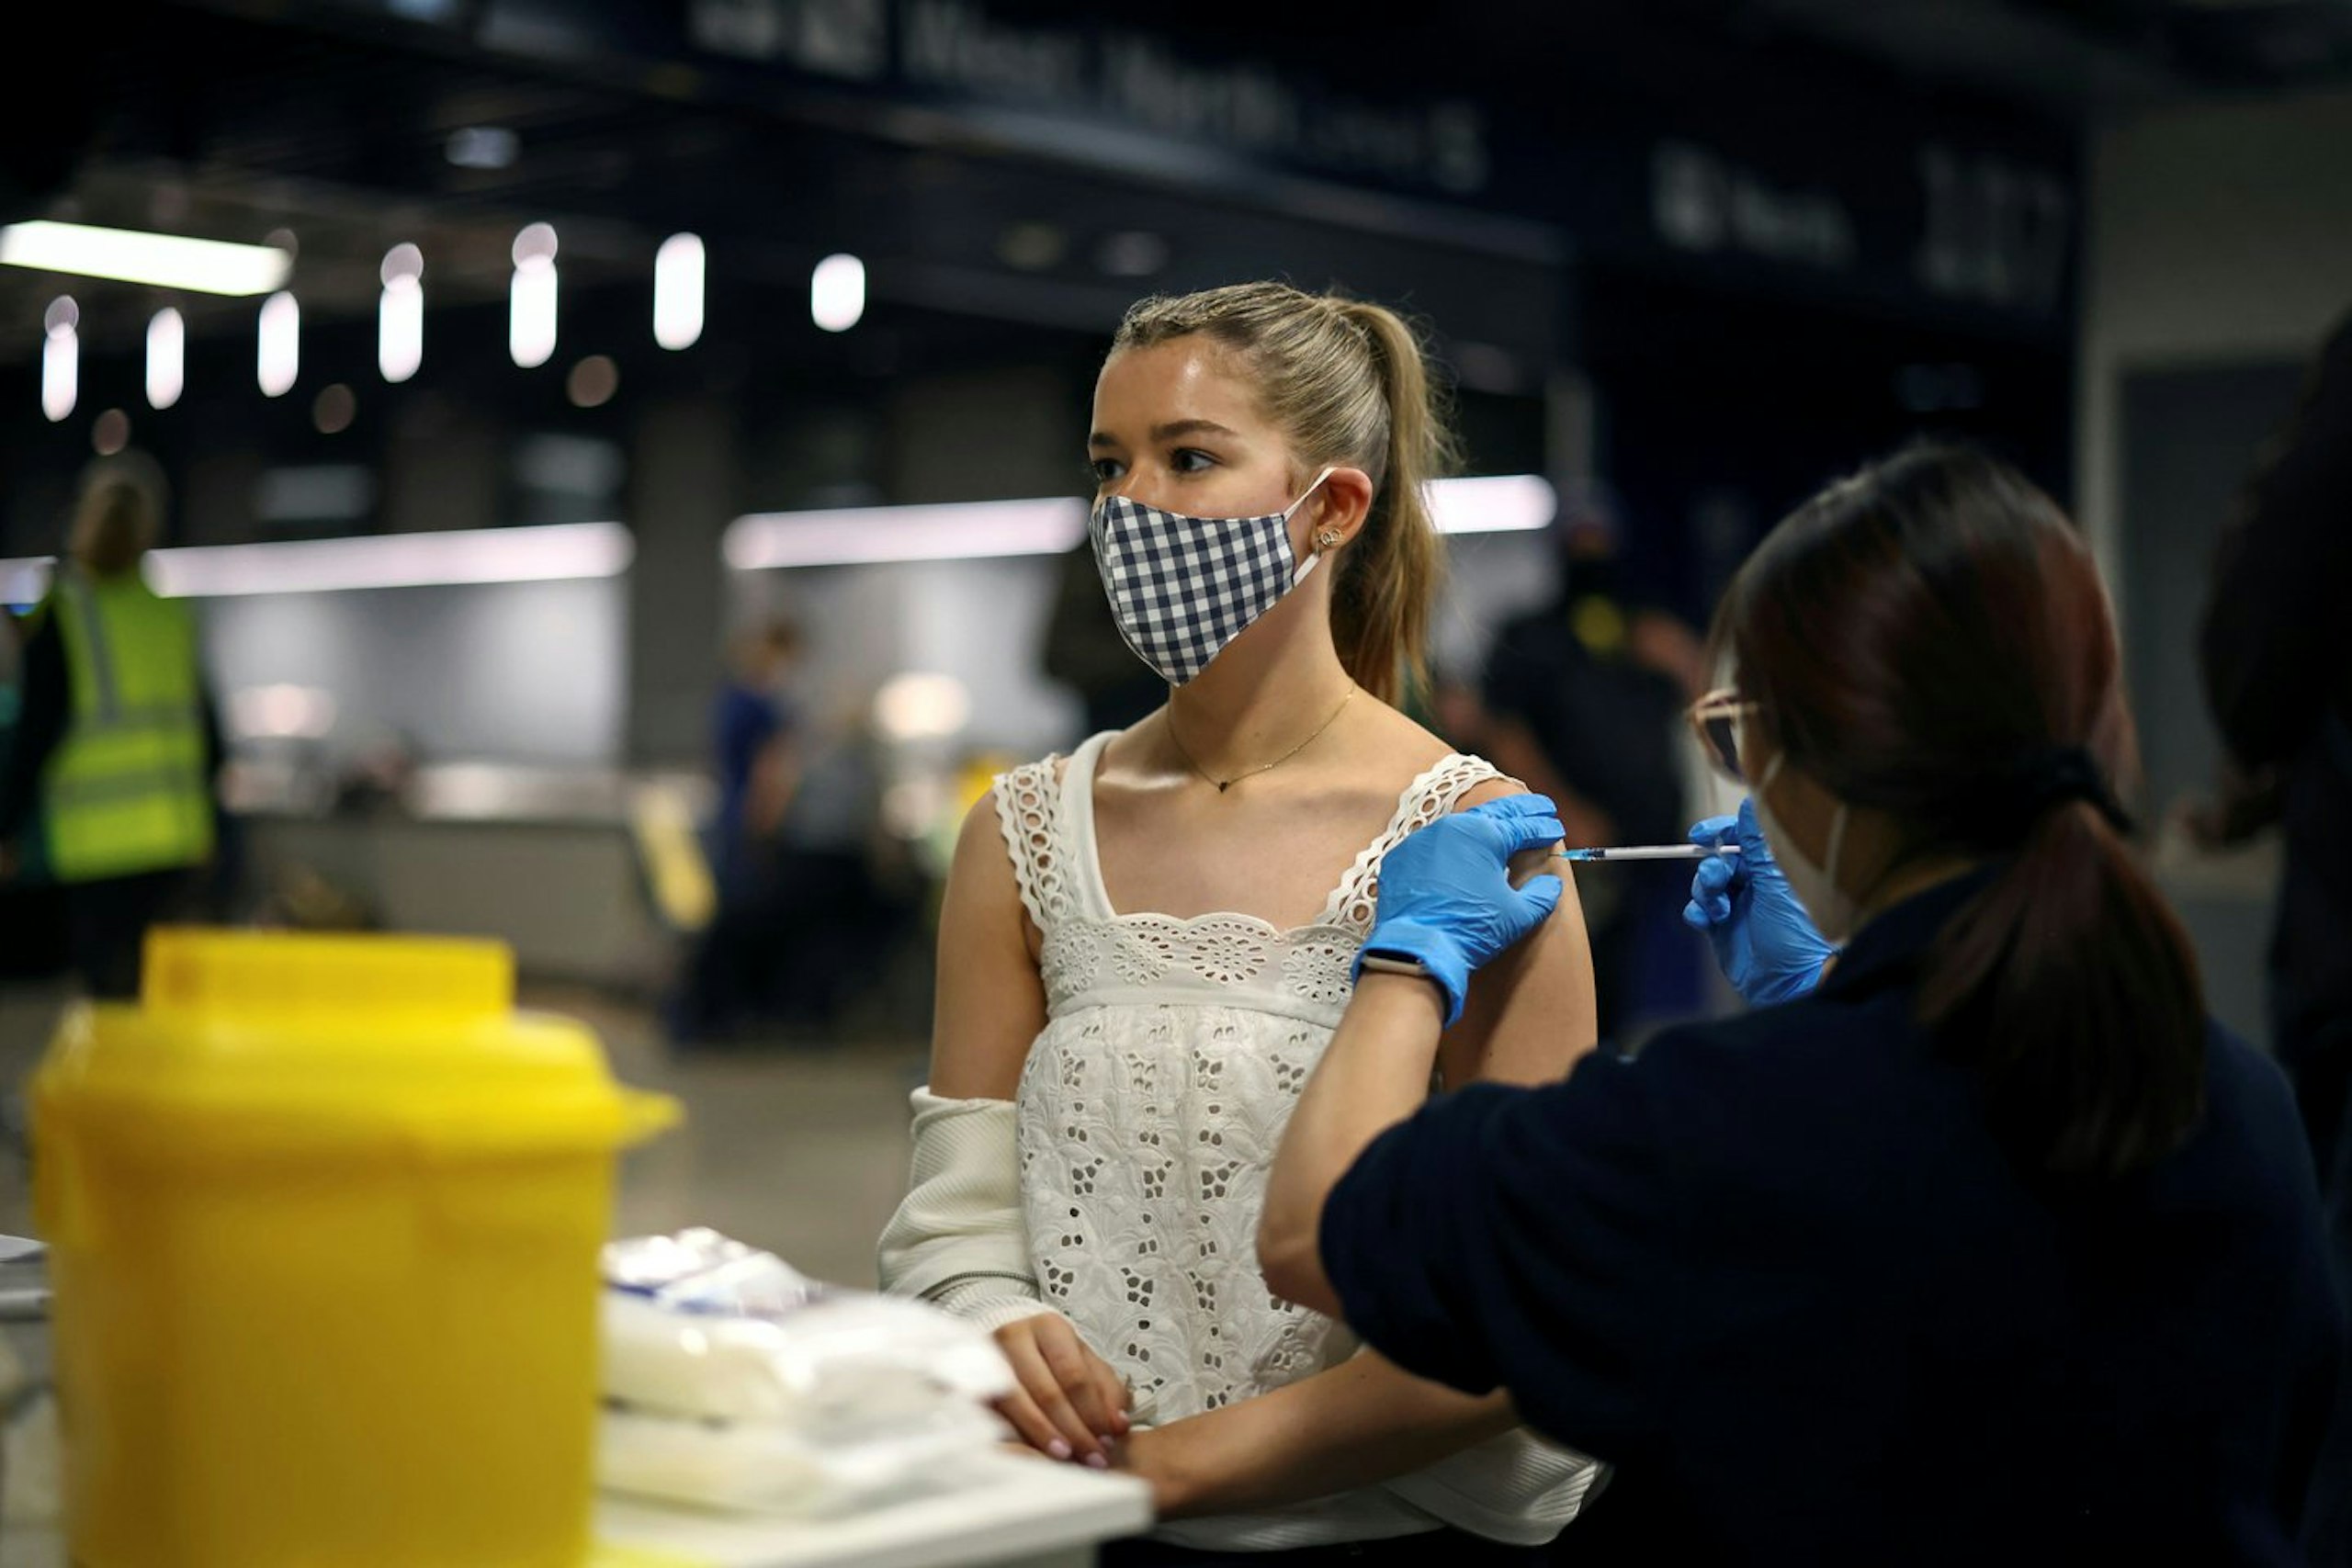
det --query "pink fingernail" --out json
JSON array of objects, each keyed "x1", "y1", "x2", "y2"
[
  {"x1": 1084, "y1": 1453, "x2": 1110, "y2": 1471},
  {"x1": 1046, "y1": 1438, "x2": 1072, "y2": 1461}
]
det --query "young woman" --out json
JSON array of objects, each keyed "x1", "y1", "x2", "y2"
[{"x1": 880, "y1": 282, "x2": 1604, "y2": 1562}]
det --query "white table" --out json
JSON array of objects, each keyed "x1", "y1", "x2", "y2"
[
  {"x1": 592, "y1": 1451, "x2": 1154, "y2": 1568},
  {"x1": 1, "y1": 1452, "x2": 1149, "y2": 1568}
]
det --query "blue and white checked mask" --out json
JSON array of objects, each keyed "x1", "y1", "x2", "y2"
[{"x1": 1089, "y1": 468, "x2": 1335, "y2": 686}]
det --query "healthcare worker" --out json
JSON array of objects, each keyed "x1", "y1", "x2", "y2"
[
  {"x1": 1258, "y1": 444, "x2": 2344, "y2": 1566},
  {"x1": 0, "y1": 466, "x2": 219, "y2": 998}
]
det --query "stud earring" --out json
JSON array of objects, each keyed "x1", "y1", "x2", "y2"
[{"x1": 1315, "y1": 527, "x2": 1343, "y2": 550}]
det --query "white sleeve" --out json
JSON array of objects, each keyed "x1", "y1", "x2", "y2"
[
  {"x1": 1377, "y1": 1428, "x2": 1610, "y2": 1546},
  {"x1": 876, "y1": 1086, "x2": 1060, "y2": 1335}
]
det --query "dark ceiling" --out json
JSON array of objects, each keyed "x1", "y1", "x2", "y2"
[
  {"x1": 1731, "y1": 0, "x2": 2352, "y2": 101},
  {"x1": 4, "y1": 0, "x2": 2346, "y2": 375}
]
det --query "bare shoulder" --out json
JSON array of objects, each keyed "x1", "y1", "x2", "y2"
[
  {"x1": 951, "y1": 749, "x2": 1063, "y2": 901},
  {"x1": 948, "y1": 786, "x2": 1019, "y2": 895},
  {"x1": 1354, "y1": 700, "x2": 1524, "y2": 809},
  {"x1": 1455, "y1": 775, "x2": 1531, "y2": 811}
]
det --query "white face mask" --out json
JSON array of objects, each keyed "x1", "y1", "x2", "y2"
[{"x1": 1755, "y1": 752, "x2": 1860, "y2": 942}]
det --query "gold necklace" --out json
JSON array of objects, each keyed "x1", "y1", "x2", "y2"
[{"x1": 1166, "y1": 686, "x2": 1356, "y2": 794}]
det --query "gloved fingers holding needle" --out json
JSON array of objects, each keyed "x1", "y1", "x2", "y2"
[
  {"x1": 1361, "y1": 791, "x2": 1838, "y2": 1020},
  {"x1": 1680, "y1": 797, "x2": 1838, "y2": 1006}
]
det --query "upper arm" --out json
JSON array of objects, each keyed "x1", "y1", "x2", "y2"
[
  {"x1": 1438, "y1": 777, "x2": 1599, "y2": 1090},
  {"x1": 1319, "y1": 1064, "x2": 1672, "y2": 1455},
  {"x1": 926, "y1": 790, "x2": 1049, "y2": 1100}
]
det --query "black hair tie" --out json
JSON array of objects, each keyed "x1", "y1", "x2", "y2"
[{"x1": 2000, "y1": 746, "x2": 2135, "y2": 836}]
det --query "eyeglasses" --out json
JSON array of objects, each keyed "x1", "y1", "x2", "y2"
[{"x1": 1688, "y1": 687, "x2": 1761, "y2": 783}]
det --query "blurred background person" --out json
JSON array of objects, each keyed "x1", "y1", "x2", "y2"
[
  {"x1": 1479, "y1": 492, "x2": 1710, "y2": 1040},
  {"x1": 668, "y1": 617, "x2": 807, "y2": 1043},
  {"x1": 0, "y1": 465, "x2": 221, "y2": 999},
  {"x1": 2190, "y1": 306, "x2": 2352, "y2": 1568},
  {"x1": 758, "y1": 695, "x2": 922, "y2": 1034},
  {"x1": 709, "y1": 617, "x2": 804, "y2": 904}
]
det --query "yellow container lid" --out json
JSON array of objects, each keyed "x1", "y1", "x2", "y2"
[{"x1": 35, "y1": 928, "x2": 679, "y2": 1162}]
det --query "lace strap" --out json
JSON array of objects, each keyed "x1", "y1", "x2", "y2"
[
  {"x1": 1322, "y1": 753, "x2": 1507, "y2": 932},
  {"x1": 993, "y1": 755, "x2": 1075, "y2": 931}
]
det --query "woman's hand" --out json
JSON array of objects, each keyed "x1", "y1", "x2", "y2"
[{"x1": 990, "y1": 1314, "x2": 1132, "y2": 1467}]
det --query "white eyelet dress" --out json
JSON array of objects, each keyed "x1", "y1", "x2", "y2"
[{"x1": 997, "y1": 731, "x2": 1603, "y2": 1552}]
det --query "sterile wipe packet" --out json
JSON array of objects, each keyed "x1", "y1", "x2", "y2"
[
  {"x1": 597, "y1": 1230, "x2": 1017, "y2": 1514},
  {"x1": 596, "y1": 1402, "x2": 1008, "y2": 1516}
]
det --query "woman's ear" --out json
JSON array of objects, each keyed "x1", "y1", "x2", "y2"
[{"x1": 1306, "y1": 468, "x2": 1376, "y2": 549}]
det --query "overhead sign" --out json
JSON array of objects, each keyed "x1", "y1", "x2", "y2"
[
  {"x1": 451, "y1": 0, "x2": 2078, "y2": 333},
  {"x1": 684, "y1": 0, "x2": 1492, "y2": 197},
  {"x1": 1645, "y1": 138, "x2": 2073, "y2": 322}
]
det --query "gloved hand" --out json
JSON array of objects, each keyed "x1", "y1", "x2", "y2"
[
  {"x1": 1683, "y1": 797, "x2": 1837, "y2": 1007},
  {"x1": 1357, "y1": 795, "x2": 1566, "y2": 1027}
]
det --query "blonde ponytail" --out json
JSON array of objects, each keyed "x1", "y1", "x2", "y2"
[
  {"x1": 1329, "y1": 300, "x2": 1452, "y2": 705},
  {"x1": 1111, "y1": 283, "x2": 1457, "y2": 705}
]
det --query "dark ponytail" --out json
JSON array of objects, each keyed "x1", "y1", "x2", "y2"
[
  {"x1": 1721, "y1": 444, "x2": 2206, "y2": 1180},
  {"x1": 1922, "y1": 793, "x2": 2205, "y2": 1178}
]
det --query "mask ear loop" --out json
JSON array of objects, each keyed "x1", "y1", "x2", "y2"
[
  {"x1": 1763, "y1": 750, "x2": 1853, "y2": 905},
  {"x1": 1285, "y1": 467, "x2": 1340, "y2": 588}
]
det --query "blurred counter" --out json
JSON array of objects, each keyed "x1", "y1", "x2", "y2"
[{"x1": 225, "y1": 762, "x2": 716, "y2": 988}]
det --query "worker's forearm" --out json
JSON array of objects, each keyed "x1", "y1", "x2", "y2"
[
  {"x1": 1125, "y1": 1350, "x2": 1515, "y2": 1518},
  {"x1": 1259, "y1": 974, "x2": 1445, "y2": 1314}
]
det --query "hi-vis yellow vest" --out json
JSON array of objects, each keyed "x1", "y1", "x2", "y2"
[{"x1": 43, "y1": 570, "x2": 214, "y2": 883}]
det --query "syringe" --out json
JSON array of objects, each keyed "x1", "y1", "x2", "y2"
[{"x1": 1554, "y1": 844, "x2": 1745, "y2": 863}]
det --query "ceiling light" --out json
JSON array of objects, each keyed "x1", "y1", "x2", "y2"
[
  {"x1": 379, "y1": 275, "x2": 423, "y2": 383},
  {"x1": 727, "y1": 497, "x2": 1085, "y2": 570},
  {"x1": 0, "y1": 521, "x2": 633, "y2": 600},
  {"x1": 0, "y1": 221, "x2": 291, "y2": 296},
  {"x1": 41, "y1": 297, "x2": 76, "y2": 423},
  {"x1": 811, "y1": 253, "x2": 865, "y2": 333},
  {"x1": 1426, "y1": 474, "x2": 1556, "y2": 535},
  {"x1": 150, "y1": 521, "x2": 632, "y2": 597},
  {"x1": 654, "y1": 233, "x2": 704, "y2": 350},
  {"x1": 720, "y1": 476, "x2": 1552, "y2": 570},
  {"x1": 257, "y1": 291, "x2": 300, "y2": 398},
  {"x1": 379, "y1": 244, "x2": 424, "y2": 384},
  {"x1": 147, "y1": 308, "x2": 184, "y2": 410},
  {"x1": 511, "y1": 224, "x2": 558, "y2": 368}
]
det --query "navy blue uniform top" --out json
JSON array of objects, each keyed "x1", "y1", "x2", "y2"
[{"x1": 1322, "y1": 875, "x2": 2344, "y2": 1566}]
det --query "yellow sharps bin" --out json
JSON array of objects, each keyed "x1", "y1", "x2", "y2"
[{"x1": 30, "y1": 928, "x2": 680, "y2": 1567}]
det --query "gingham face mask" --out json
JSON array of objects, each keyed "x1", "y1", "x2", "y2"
[{"x1": 1089, "y1": 468, "x2": 1335, "y2": 686}]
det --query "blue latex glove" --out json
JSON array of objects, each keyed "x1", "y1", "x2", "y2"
[
  {"x1": 1682, "y1": 797, "x2": 1838, "y2": 1007},
  {"x1": 1356, "y1": 795, "x2": 1566, "y2": 1027}
]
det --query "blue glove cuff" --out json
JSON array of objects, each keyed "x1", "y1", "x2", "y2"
[
  {"x1": 1752, "y1": 951, "x2": 1837, "y2": 1007},
  {"x1": 1355, "y1": 920, "x2": 1469, "y2": 1027}
]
